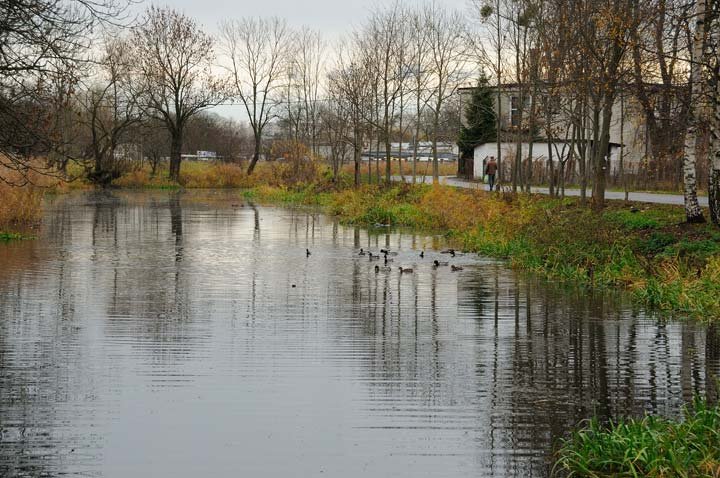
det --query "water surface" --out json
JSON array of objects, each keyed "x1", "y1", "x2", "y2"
[{"x1": 0, "y1": 190, "x2": 718, "y2": 477}]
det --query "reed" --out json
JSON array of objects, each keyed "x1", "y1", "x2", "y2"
[{"x1": 0, "y1": 162, "x2": 47, "y2": 233}]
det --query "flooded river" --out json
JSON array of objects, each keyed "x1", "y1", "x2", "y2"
[{"x1": 0, "y1": 190, "x2": 718, "y2": 477}]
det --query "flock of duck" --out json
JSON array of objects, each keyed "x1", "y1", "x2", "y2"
[{"x1": 305, "y1": 247, "x2": 464, "y2": 274}]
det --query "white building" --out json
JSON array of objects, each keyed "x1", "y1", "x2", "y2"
[{"x1": 458, "y1": 84, "x2": 653, "y2": 179}]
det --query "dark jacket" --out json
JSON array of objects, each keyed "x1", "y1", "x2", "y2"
[{"x1": 485, "y1": 160, "x2": 498, "y2": 175}]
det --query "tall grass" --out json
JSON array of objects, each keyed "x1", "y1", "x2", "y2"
[
  {"x1": 0, "y1": 162, "x2": 47, "y2": 233},
  {"x1": 553, "y1": 398, "x2": 720, "y2": 477}
]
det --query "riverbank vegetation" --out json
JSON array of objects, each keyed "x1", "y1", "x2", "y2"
[
  {"x1": 0, "y1": 164, "x2": 48, "y2": 239},
  {"x1": 553, "y1": 398, "x2": 720, "y2": 477},
  {"x1": 229, "y1": 167, "x2": 720, "y2": 321},
  {"x1": 96, "y1": 158, "x2": 720, "y2": 321}
]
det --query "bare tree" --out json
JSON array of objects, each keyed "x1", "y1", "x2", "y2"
[
  {"x1": 220, "y1": 17, "x2": 293, "y2": 175},
  {"x1": 328, "y1": 41, "x2": 373, "y2": 187},
  {"x1": 424, "y1": 3, "x2": 470, "y2": 184},
  {"x1": 470, "y1": 0, "x2": 509, "y2": 183},
  {"x1": 408, "y1": 11, "x2": 433, "y2": 184},
  {"x1": 319, "y1": 100, "x2": 350, "y2": 181},
  {"x1": 0, "y1": 0, "x2": 131, "y2": 184},
  {"x1": 133, "y1": 6, "x2": 226, "y2": 182},
  {"x1": 77, "y1": 36, "x2": 141, "y2": 185},
  {"x1": 294, "y1": 27, "x2": 325, "y2": 155},
  {"x1": 360, "y1": 3, "x2": 407, "y2": 184}
]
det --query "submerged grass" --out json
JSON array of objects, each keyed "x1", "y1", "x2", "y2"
[{"x1": 554, "y1": 398, "x2": 720, "y2": 478}]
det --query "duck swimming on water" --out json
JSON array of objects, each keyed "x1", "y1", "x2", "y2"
[
  {"x1": 451, "y1": 265, "x2": 463, "y2": 271},
  {"x1": 399, "y1": 267, "x2": 413, "y2": 274}
]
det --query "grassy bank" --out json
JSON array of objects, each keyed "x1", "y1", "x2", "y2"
[
  {"x1": 553, "y1": 398, "x2": 720, "y2": 477},
  {"x1": 114, "y1": 161, "x2": 720, "y2": 321},
  {"x1": 7, "y1": 159, "x2": 720, "y2": 320},
  {"x1": 242, "y1": 180, "x2": 720, "y2": 321}
]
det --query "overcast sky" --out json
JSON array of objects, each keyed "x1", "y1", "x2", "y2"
[
  {"x1": 136, "y1": 0, "x2": 472, "y2": 38},
  {"x1": 128, "y1": 0, "x2": 475, "y2": 121}
]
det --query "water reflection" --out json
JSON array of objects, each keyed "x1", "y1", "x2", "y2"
[{"x1": 0, "y1": 190, "x2": 718, "y2": 478}]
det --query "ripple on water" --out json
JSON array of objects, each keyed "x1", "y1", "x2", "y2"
[{"x1": 0, "y1": 190, "x2": 718, "y2": 478}]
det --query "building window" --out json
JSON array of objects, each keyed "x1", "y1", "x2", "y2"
[{"x1": 510, "y1": 96, "x2": 520, "y2": 127}]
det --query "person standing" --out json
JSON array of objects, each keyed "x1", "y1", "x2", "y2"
[{"x1": 485, "y1": 156, "x2": 498, "y2": 191}]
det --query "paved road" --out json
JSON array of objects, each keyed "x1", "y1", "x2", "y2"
[{"x1": 392, "y1": 175, "x2": 709, "y2": 207}]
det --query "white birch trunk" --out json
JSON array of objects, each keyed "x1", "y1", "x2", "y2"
[
  {"x1": 708, "y1": 3, "x2": 720, "y2": 225},
  {"x1": 683, "y1": 0, "x2": 706, "y2": 223}
]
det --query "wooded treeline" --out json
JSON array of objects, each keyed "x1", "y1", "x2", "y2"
[{"x1": 1, "y1": 0, "x2": 720, "y2": 223}]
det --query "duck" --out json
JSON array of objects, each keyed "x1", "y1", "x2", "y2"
[
  {"x1": 306, "y1": 248, "x2": 311, "y2": 257},
  {"x1": 450, "y1": 265, "x2": 464, "y2": 272},
  {"x1": 433, "y1": 260, "x2": 449, "y2": 267},
  {"x1": 381, "y1": 249, "x2": 398, "y2": 256},
  {"x1": 399, "y1": 267, "x2": 414, "y2": 274},
  {"x1": 358, "y1": 248, "x2": 366, "y2": 256},
  {"x1": 375, "y1": 265, "x2": 392, "y2": 273},
  {"x1": 441, "y1": 248, "x2": 456, "y2": 256},
  {"x1": 419, "y1": 250, "x2": 424, "y2": 258},
  {"x1": 368, "y1": 252, "x2": 381, "y2": 261}
]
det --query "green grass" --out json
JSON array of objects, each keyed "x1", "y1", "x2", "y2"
[
  {"x1": 103, "y1": 162, "x2": 720, "y2": 321},
  {"x1": 0, "y1": 231, "x2": 33, "y2": 241},
  {"x1": 245, "y1": 180, "x2": 720, "y2": 321},
  {"x1": 553, "y1": 397, "x2": 720, "y2": 477}
]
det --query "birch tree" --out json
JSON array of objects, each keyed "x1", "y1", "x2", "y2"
[
  {"x1": 707, "y1": 0, "x2": 720, "y2": 225},
  {"x1": 682, "y1": 0, "x2": 707, "y2": 223}
]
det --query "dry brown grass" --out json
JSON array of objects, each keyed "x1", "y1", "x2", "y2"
[{"x1": 0, "y1": 161, "x2": 56, "y2": 228}]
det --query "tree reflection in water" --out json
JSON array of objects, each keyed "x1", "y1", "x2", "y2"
[{"x1": 0, "y1": 191, "x2": 717, "y2": 478}]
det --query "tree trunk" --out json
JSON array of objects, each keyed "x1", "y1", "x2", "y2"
[
  {"x1": 385, "y1": 137, "x2": 392, "y2": 185},
  {"x1": 247, "y1": 132, "x2": 261, "y2": 175},
  {"x1": 683, "y1": 0, "x2": 707, "y2": 223},
  {"x1": 412, "y1": 134, "x2": 418, "y2": 184},
  {"x1": 591, "y1": 101, "x2": 611, "y2": 211},
  {"x1": 354, "y1": 142, "x2": 361, "y2": 188},
  {"x1": 710, "y1": 62, "x2": 720, "y2": 225},
  {"x1": 432, "y1": 114, "x2": 440, "y2": 184},
  {"x1": 169, "y1": 130, "x2": 183, "y2": 182}
]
